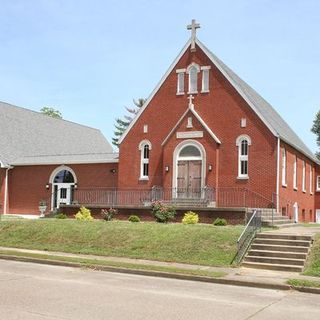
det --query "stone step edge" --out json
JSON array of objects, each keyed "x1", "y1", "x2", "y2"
[
  {"x1": 245, "y1": 255, "x2": 306, "y2": 263},
  {"x1": 242, "y1": 261, "x2": 303, "y2": 272},
  {"x1": 251, "y1": 244, "x2": 310, "y2": 252},
  {"x1": 253, "y1": 239, "x2": 311, "y2": 244},
  {"x1": 256, "y1": 234, "x2": 313, "y2": 241},
  {"x1": 248, "y1": 249, "x2": 307, "y2": 257}
]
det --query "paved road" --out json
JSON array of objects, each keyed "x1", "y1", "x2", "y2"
[{"x1": 0, "y1": 260, "x2": 319, "y2": 320}]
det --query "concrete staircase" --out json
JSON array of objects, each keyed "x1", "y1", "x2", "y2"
[
  {"x1": 242, "y1": 232, "x2": 314, "y2": 272},
  {"x1": 256, "y1": 208, "x2": 294, "y2": 227}
]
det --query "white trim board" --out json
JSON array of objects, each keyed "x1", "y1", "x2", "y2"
[{"x1": 162, "y1": 107, "x2": 221, "y2": 146}]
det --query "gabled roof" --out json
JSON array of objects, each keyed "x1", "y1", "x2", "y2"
[
  {"x1": 0, "y1": 101, "x2": 118, "y2": 166},
  {"x1": 162, "y1": 106, "x2": 221, "y2": 146},
  {"x1": 118, "y1": 38, "x2": 317, "y2": 163}
]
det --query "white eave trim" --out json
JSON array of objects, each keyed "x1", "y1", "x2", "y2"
[
  {"x1": 161, "y1": 107, "x2": 221, "y2": 146},
  {"x1": 118, "y1": 39, "x2": 192, "y2": 145}
]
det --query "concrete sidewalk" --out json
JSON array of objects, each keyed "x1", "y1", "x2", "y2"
[{"x1": 0, "y1": 246, "x2": 319, "y2": 293}]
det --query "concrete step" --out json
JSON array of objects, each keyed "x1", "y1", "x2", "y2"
[
  {"x1": 256, "y1": 233, "x2": 313, "y2": 241},
  {"x1": 242, "y1": 261, "x2": 303, "y2": 272},
  {"x1": 261, "y1": 216, "x2": 290, "y2": 220},
  {"x1": 262, "y1": 219, "x2": 292, "y2": 225},
  {"x1": 276, "y1": 223, "x2": 301, "y2": 229},
  {"x1": 248, "y1": 249, "x2": 307, "y2": 259},
  {"x1": 245, "y1": 255, "x2": 305, "y2": 266},
  {"x1": 251, "y1": 243, "x2": 309, "y2": 253},
  {"x1": 253, "y1": 238, "x2": 311, "y2": 247}
]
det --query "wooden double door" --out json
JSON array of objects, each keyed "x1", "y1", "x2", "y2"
[{"x1": 177, "y1": 160, "x2": 202, "y2": 198}]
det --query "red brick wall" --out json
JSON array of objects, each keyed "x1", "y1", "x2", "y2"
[
  {"x1": 8, "y1": 163, "x2": 118, "y2": 215},
  {"x1": 0, "y1": 169, "x2": 6, "y2": 214},
  {"x1": 279, "y1": 142, "x2": 315, "y2": 222},
  {"x1": 118, "y1": 43, "x2": 277, "y2": 201}
]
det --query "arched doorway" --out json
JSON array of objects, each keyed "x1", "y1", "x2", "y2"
[
  {"x1": 173, "y1": 140, "x2": 206, "y2": 199},
  {"x1": 49, "y1": 166, "x2": 77, "y2": 209}
]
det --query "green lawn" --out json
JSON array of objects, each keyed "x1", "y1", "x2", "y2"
[
  {"x1": 0, "y1": 220, "x2": 243, "y2": 267},
  {"x1": 303, "y1": 233, "x2": 320, "y2": 277}
]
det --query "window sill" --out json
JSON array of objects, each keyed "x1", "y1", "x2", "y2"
[
  {"x1": 237, "y1": 176, "x2": 249, "y2": 180},
  {"x1": 303, "y1": 190, "x2": 306, "y2": 193},
  {"x1": 201, "y1": 90, "x2": 209, "y2": 94},
  {"x1": 187, "y1": 91, "x2": 198, "y2": 95},
  {"x1": 139, "y1": 177, "x2": 149, "y2": 181},
  {"x1": 282, "y1": 183, "x2": 287, "y2": 188},
  {"x1": 294, "y1": 187, "x2": 298, "y2": 191},
  {"x1": 176, "y1": 92, "x2": 185, "y2": 96}
]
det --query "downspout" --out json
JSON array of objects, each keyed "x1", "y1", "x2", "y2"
[
  {"x1": 276, "y1": 136, "x2": 280, "y2": 214},
  {"x1": 3, "y1": 166, "x2": 13, "y2": 215}
]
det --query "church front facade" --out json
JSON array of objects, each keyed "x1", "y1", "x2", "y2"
[{"x1": 1, "y1": 21, "x2": 319, "y2": 223}]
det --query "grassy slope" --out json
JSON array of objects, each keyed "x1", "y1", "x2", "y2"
[
  {"x1": 303, "y1": 233, "x2": 320, "y2": 277},
  {"x1": 0, "y1": 220, "x2": 243, "y2": 267}
]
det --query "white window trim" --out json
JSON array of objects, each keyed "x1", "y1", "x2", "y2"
[
  {"x1": 293, "y1": 156, "x2": 298, "y2": 190},
  {"x1": 138, "y1": 140, "x2": 152, "y2": 180},
  {"x1": 310, "y1": 166, "x2": 313, "y2": 195},
  {"x1": 281, "y1": 148, "x2": 287, "y2": 187},
  {"x1": 302, "y1": 161, "x2": 306, "y2": 193},
  {"x1": 176, "y1": 71, "x2": 185, "y2": 95},
  {"x1": 201, "y1": 69, "x2": 210, "y2": 93},
  {"x1": 187, "y1": 63, "x2": 200, "y2": 94},
  {"x1": 236, "y1": 135, "x2": 251, "y2": 179},
  {"x1": 317, "y1": 176, "x2": 320, "y2": 192}
]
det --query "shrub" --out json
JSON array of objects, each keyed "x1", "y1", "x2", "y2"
[
  {"x1": 101, "y1": 208, "x2": 118, "y2": 221},
  {"x1": 128, "y1": 215, "x2": 140, "y2": 223},
  {"x1": 213, "y1": 218, "x2": 227, "y2": 226},
  {"x1": 151, "y1": 201, "x2": 176, "y2": 223},
  {"x1": 75, "y1": 206, "x2": 94, "y2": 221},
  {"x1": 182, "y1": 211, "x2": 199, "y2": 224},
  {"x1": 55, "y1": 213, "x2": 67, "y2": 219}
]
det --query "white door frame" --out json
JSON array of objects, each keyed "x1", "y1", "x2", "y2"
[
  {"x1": 54, "y1": 183, "x2": 74, "y2": 208},
  {"x1": 316, "y1": 209, "x2": 320, "y2": 223},
  {"x1": 293, "y1": 202, "x2": 299, "y2": 223},
  {"x1": 172, "y1": 140, "x2": 206, "y2": 198}
]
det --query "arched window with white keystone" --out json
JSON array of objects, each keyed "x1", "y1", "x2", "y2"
[
  {"x1": 187, "y1": 63, "x2": 200, "y2": 94},
  {"x1": 236, "y1": 135, "x2": 252, "y2": 179},
  {"x1": 139, "y1": 140, "x2": 152, "y2": 180}
]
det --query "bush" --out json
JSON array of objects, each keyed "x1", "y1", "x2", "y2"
[
  {"x1": 55, "y1": 213, "x2": 67, "y2": 219},
  {"x1": 128, "y1": 215, "x2": 140, "y2": 223},
  {"x1": 75, "y1": 206, "x2": 94, "y2": 221},
  {"x1": 151, "y1": 201, "x2": 176, "y2": 223},
  {"x1": 213, "y1": 218, "x2": 227, "y2": 226},
  {"x1": 182, "y1": 211, "x2": 199, "y2": 224},
  {"x1": 101, "y1": 208, "x2": 118, "y2": 221}
]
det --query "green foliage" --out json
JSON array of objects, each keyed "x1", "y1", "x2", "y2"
[
  {"x1": 151, "y1": 201, "x2": 176, "y2": 223},
  {"x1": 128, "y1": 215, "x2": 141, "y2": 223},
  {"x1": 75, "y1": 206, "x2": 94, "y2": 221},
  {"x1": 40, "y1": 107, "x2": 63, "y2": 119},
  {"x1": 182, "y1": 211, "x2": 199, "y2": 224},
  {"x1": 303, "y1": 234, "x2": 320, "y2": 277},
  {"x1": 287, "y1": 278, "x2": 320, "y2": 288},
  {"x1": 213, "y1": 218, "x2": 227, "y2": 226},
  {"x1": 311, "y1": 110, "x2": 320, "y2": 160},
  {"x1": 55, "y1": 213, "x2": 67, "y2": 219},
  {"x1": 101, "y1": 208, "x2": 118, "y2": 221},
  {"x1": 112, "y1": 98, "x2": 145, "y2": 147}
]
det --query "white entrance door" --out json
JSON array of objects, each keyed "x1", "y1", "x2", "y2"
[
  {"x1": 55, "y1": 183, "x2": 73, "y2": 208},
  {"x1": 293, "y1": 202, "x2": 299, "y2": 223},
  {"x1": 316, "y1": 209, "x2": 320, "y2": 223}
]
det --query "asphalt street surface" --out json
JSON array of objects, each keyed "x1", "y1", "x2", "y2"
[{"x1": 0, "y1": 260, "x2": 319, "y2": 319}]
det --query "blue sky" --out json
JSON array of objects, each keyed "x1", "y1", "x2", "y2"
[{"x1": 0, "y1": 0, "x2": 319, "y2": 152}]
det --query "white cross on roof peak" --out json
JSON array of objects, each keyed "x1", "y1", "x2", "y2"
[{"x1": 187, "y1": 19, "x2": 200, "y2": 52}]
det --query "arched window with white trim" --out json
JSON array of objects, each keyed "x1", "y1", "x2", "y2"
[
  {"x1": 187, "y1": 63, "x2": 200, "y2": 94},
  {"x1": 236, "y1": 135, "x2": 251, "y2": 179},
  {"x1": 139, "y1": 140, "x2": 152, "y2": 180}
]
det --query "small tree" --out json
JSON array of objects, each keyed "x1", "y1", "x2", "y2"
[
  {"x1": 311, "y1": 110, "x2": 320, "y2": 160},
  {"x1": 112, "y1": 98, "x2": 145, "y2": 147},
  {"x1": 40, "y1": 107, "x2": 63, "y2": 119}
]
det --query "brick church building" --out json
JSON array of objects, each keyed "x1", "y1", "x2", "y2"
[{"x1": 1, "y1": 21, "x2": 319, "y2": 223}]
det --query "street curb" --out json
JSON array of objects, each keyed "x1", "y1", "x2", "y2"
[
  {"x1": 0, "y1": 254, "x2": 292, "y2": 292},
  {"x1": 291, "y1": 286, "x2": 320, "y2": 295}
]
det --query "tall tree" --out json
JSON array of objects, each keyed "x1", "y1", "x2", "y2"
[
  {"x1": 311, "y1": 110, "x2": 320, "y2": 160},
  {"x1": 40, "y1": 107, "x2": 63, "y2": 119},
  {"x1": 112, "y1": 98, "x2": 145, "y2": 147}
]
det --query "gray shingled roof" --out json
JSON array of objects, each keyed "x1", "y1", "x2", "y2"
[
  {"x1": 197, "y1": 40, "x2": 317, "y2": 162},
  {"x1": 0, "y1": 101, "x2": 118, "y2": 166}
]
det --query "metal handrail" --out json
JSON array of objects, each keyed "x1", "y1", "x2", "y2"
[{"x1": 233, "y1": 209, "x2": 262, "y2": 264}]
